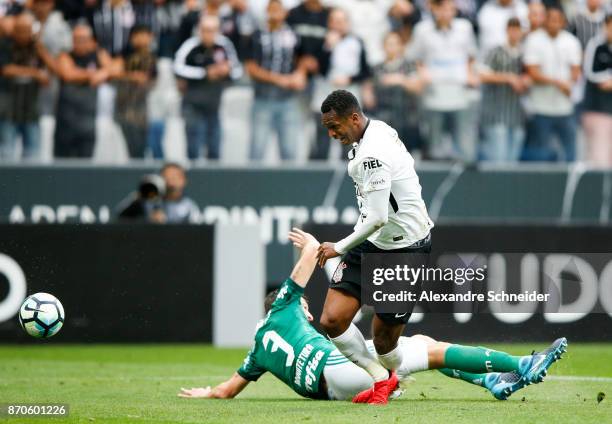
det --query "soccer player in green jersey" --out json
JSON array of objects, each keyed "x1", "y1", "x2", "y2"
[{"x1": 178, "y1": 229, "x2": 566, "y2": 402}]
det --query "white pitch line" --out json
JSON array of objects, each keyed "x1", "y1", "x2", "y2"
[
  {"x1": 547, "y1": 375, "x2": 612, "y2": 383},
  {"x1": 322, "y1": 164, "x2": 348, "y2": 207},
  {"x1": 560, "y1": 162, "x2": 586, "y2": 223},
  {"x1": 428, "y1": 162, "x2": 464, "y2": 222},
  {"x1": 601, "y1": 171, "x2": 611, "y2": 224},
  {"x1": 2, "y1": 375, "x2": 611, "y2": 383}
]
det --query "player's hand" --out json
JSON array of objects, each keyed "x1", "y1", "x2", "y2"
[
  {"x1": 288, "y1": 227, "x2": 319, "y2": 251},
  {"x1": 178, "y1": 387, "x2": 213, "y2": 398},
  {"x1": 317, "y1": 242, "x2": 340, "y2": 267}
]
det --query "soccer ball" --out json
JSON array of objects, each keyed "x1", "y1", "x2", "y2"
[{"x1": 19, "y1": 293, "x2": 65, "y2": 339}]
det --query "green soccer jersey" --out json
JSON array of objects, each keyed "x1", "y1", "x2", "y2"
[{"x1": 237, "y1": 278, "x2": 336, "y2": 399}]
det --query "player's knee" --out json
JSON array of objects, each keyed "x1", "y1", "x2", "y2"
[
  {"x1": 319, "y1": 312, "x2": 348, "y2": 337},
  {"x1": 427, "y1": 342, "x2": 450, "y2": 368}
]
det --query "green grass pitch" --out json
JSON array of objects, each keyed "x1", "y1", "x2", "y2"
[{"x1": 0, "y1": 343, "x2": 611, "y2": 423}]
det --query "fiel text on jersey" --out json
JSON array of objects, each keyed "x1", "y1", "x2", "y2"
[{"x1": 363, "y1": 159, "x2": 383, "y2": 170}]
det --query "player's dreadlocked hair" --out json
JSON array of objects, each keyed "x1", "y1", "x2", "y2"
[
  {"x1": 264, "y1": 289, "x2": 308, "y2": 314},
  {"x1": 320, "y1": 90, "x2": 362, "y2": 117}
]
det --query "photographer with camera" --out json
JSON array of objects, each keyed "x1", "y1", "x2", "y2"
[
  {"x1": 115, "y1": 162, "x2": 198, "y2": 223},
  {"x1": 115, "y1": 173, "x2": 168, "y2": 223},
  {"x1": 159, "y1": 162, "x2": 198, "y2": 223}
]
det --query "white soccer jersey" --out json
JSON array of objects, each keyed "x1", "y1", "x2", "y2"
[{"x1": 347, "y1": 119, "x2": 433, "y2": 250}]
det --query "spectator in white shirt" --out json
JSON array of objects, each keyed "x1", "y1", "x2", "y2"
[
  {"x1": 477, "y1": 0, "x2": 528, "y2": 56},
  {"x1": 325, "y1": 0, "x2": 391, "y2": 66},
  {"x1": 410, "y1": 0, "x2": 479, "y2": 161},
  {"x1": 523, "y1": 5, "x2": 582, "y2": 162},
  {"x1": 323, "y1": 8, "x2": 369, "y2": 88}
]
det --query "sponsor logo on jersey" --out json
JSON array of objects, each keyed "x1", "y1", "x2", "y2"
[
  {"x1": 294, "y1": 344, "x2": 314, "y2": 388},
  {"x1": 295, "y1": 344, "x2": 325, "y2": 392},
  {"x1": 332, "y1": 262, "x2": 347, "y2": 283},
  {"x1": 304, "y1": 350, "x2": 324, "y2": 391},
  {"x1": 363, "y1": 159, "x2": 383, "y2": 170},
  {"x1": 370, "y1": 177, "x2": 386, "y2": 187}
]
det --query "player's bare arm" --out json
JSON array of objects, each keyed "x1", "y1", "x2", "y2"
[
  {"x1": 288, "y1": 228, "x2": 320, "y2": 288},
  {"x1": 178, "y1": 373, "x2": 250, "y2": 399}
]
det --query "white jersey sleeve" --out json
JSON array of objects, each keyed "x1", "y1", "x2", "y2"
[
  {"x1": 334, "y1": 187, "x2": 390, "y2": 254},
  {"x1": 360, "y1": 156, "x2": 392, "y2": 193},
  {"x1": 334, "y1": 153, "x2": 396, "y2": 254}
]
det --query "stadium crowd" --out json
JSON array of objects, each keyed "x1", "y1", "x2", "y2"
[{"x1": 0, "y1": 0, "x2": 610, "y2": 165}]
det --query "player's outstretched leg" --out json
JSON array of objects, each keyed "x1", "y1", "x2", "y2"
[
  {"x1": 442, "y1": 344, "x2": 534, "y2": 374},
  {"x1": 390, "y1": 335, "x2": 530, "y2": 399},
  {"x1": 519, "y1": 337, "x2": 568, "y2": 384},
  {"x1": 438, "y1": 369, "x2": 526, "y2": 400},
  {"x1": 438, "y1": 338, "x2": 568, "y2": 400},
  {"x1": 321, "y1": 289, "x2": 389, "y2": 385},
  {"x1": 436, "y1": 339, "x2": 567, "y2": 378}
]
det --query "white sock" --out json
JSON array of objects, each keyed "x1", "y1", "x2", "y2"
[
  {"x1": 330, "y1": 323, "x2": 389, "y2": 382},
  {"x1": 395, "y1": 337, "x2": 429, "y2": 378},
  {"x1": 377, "y1": 343, "x2": 404, "y2": 371}
]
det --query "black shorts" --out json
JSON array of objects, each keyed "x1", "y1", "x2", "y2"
[{"x1": 330, "y1": 235, "x2": 431, "y2": 325}]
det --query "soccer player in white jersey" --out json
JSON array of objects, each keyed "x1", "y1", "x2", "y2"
[{"x1": 316, "y1": 90, "x2": 434, "y2": 404}]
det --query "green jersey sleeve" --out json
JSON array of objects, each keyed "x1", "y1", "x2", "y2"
[
  {"x1": 270, "y1": 278, "x2": 304, "y2": 311},
  {"x1": 237, "y1": 346, "x2": 266, "y2": 381}
]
